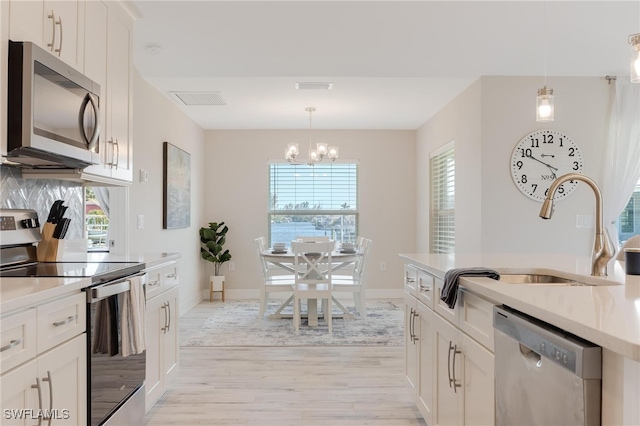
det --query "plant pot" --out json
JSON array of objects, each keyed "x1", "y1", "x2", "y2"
[{"x1": 210, "y1": 275, "x2": 225, "y2": 302}]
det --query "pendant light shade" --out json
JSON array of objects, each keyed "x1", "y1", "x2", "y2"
[
  {"x1": 536, "y1": 86, "x2": 554, "y2": 122},
  {"x1": 630, "y1": 33, "x2": 640, "y2": 83}
]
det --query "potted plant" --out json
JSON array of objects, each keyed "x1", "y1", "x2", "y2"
[{"x1": 200, "y1": 222, "x2": 232, "y2": 301}]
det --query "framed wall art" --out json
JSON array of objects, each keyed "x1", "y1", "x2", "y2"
[{"x1": 163, "y1": 141, "x2": 191, "y2": 229}]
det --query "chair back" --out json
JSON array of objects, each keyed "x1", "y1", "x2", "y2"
[
  {"x1": 254, "y1": 237, "x2": 270, "y2": 279},
  {"x1": 354, "y1": 238, "x2": 372, "y2": 284},
  {"x1": 291, "y1": 240, "x2": 334, "y2": 286}
]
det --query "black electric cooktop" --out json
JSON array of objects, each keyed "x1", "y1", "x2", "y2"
[{"x1": 0, "y1": 261, "x2": 145, "y2": 285}]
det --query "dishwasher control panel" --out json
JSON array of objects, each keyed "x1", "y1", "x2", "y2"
[{"x1": 493, "y1": 305, "x2": 602, "y2": 379}]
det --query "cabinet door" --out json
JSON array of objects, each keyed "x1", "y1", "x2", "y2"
[
  {"x1": 37, "y1": 333, "x2": 87, "y2": 425},
  {"x1": 163, "y1": 287, "x2": 179, "y2": 384},
  {"x1": 461, "y1": 333, "x2": 494, "y2": 426},
  {"x1": 145, "y1": 294, "x2": 164, "y2": 412},
  {"x1": 404, "y1": 294, "x2": 418, "y2": 393},
  {"x1": 80, "y1": 0, "x2": 110, "y2": 178},
  {"x1": 433, "y1": 313, "x2": 462, "y2": 426},
  {"x1": 0, "y1": 359, "x2": 37, "y2": 426},
  {"x1": 416, "y1": 303, "x2": 434, "y2": 426},
  {"x1": 8, "y1": 1, "x2": 45, "y2": 49},
  {"x1": 43, "y1": 0, "x2": 80, "y2": 67},
  {"x1": 105, "y1": 4, "x2": 133, "y2": 182}
]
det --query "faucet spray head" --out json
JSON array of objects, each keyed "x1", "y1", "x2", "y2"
[{"x1": 539, "y1": 198, "x2": 554, "y2": 219}]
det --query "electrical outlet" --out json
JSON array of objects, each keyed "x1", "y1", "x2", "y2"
[
  {"x1": 380, "y1": 261, "x2": 386, "y2": 271},
  {"x1": 137, "y1": 214, "x2": 144, "y2": 229},
  {"x1": 228, "y1": 262, "x2": 235, "y2": 271},
  {"x1": 576, "y1": 214, "x2": 594, "y2": 229}
]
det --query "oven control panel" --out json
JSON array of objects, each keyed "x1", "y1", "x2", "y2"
[{"x1": 0, "y1": 209, "x2": 42, "y2": 246}]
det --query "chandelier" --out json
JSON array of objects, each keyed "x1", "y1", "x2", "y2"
[{"x1": 285, "y1": 107, "x2": 338, "y2": 165}]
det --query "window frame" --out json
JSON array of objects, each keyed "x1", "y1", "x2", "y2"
[
  {"x1": 267, "y1": 161, "x2": 359, "y2": 247},
  {"x1": 430, "y1": 141, "x2": 455, "y2": 254}
]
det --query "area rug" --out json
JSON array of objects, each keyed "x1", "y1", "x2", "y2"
[{"x1": 180, "y1": 299, "x2": 404, "y2": 347}]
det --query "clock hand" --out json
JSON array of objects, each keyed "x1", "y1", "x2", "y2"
[{"x1": 526, "y1": 153, "x2": 559, "y2": 171}]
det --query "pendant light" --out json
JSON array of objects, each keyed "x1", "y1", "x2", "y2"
[
  {"x1": 630, "y1": 33, "x2": 640, "y2": 83},
  {"x1": 285, "y1": 107, "x2": 338, "y2": 165},
  {"x1": 536, "y1": 1, "x2": 554, "y2": 122}
]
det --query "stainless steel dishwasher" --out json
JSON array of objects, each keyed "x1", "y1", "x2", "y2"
[{"x1": 493, "y1": 305, "x2": 602, "y2": 426}]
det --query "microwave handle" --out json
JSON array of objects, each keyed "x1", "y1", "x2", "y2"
[{"x1": 79, "y1": 93, "x2": 101, "y2": 151}]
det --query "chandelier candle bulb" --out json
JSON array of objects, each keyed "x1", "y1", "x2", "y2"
[
  {"x1": 317, "y1": 143, "x2": 328, "y2": 157},
  {"x1": 328, "y1": 146, "x2": 339, "y2": 160}
]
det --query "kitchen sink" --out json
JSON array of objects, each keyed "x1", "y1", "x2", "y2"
[{"x1": 498, "y1": 274, "x2": 620, "y2": 286}]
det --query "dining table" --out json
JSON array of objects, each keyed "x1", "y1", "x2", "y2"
[{"x1": 260, "y1": 248, "x2": 362, "y2": 326}]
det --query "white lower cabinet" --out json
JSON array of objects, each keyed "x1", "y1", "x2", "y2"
[
  {"x1": 404, "y1": 264, "x2": 495, "y2": 426},
  {"x1": 1, "y1": 293, "x2": 87, "y2": 425},
  {"x1": 145, "y1": 264, "x2": 179, "y2": 412}
]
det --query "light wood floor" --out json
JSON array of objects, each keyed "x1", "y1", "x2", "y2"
[{"x1": 144, "y1": 302, "x2": 426, "y2": 426}]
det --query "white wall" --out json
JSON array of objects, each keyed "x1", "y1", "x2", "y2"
[
  {"x1": 417, "y1": 76, "x2": 612, "y2": 257},
  {"x1": 203, "y1": 129, "x2": 416, "y2": 297},
  {"x1": 130, "y1": 71, "x2": 205, "y2": 315}
]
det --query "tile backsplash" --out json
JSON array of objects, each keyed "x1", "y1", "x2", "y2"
[{"x1": 0, "y1": 166, "x2": 84, "y2": 239}]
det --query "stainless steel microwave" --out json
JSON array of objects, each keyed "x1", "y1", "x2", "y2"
[{"x1": 6, "y1": 40, "x2": 101, "y2": 169}]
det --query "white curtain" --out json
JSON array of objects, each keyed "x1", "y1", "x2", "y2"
[{"x1": 600, "y1": 79, "x2": 640, "y2": 248}]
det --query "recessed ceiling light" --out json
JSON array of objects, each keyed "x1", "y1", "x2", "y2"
[{"x1": 295, "y1": 82, "x2": 333, "y2": 90}]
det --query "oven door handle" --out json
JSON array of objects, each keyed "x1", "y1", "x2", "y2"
[{"x1": 91, "y1": 272, "x2": 146, "y2": 301}]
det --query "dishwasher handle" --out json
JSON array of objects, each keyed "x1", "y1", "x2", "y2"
[{"x1": 90, "y1": 272, "x2": 147, "y2": 301}]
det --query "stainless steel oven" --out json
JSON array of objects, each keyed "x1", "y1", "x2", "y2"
[{"x1": 86, "y1": 273, "x2": 147, "y2": 426}]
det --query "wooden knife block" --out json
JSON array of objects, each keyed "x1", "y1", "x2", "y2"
[{"x1": 37, "y1": 223, "x2": 60, "y2": 262}]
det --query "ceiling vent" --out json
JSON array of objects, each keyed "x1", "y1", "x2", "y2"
[
  {"x1": 295, "y1": 82, "x2": 333, "y2": 90},
  {"x1": 170, "y1": 91, "x2": 227, "y2": 106}
]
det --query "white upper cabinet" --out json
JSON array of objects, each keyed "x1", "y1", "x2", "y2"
[{"x1": 8, "y1": 0, "x2": 84, "y2": 69}]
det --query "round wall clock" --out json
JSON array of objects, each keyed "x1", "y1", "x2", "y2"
[{"x1": 510, "y1": 129, "x2": 584, "y2": 202}]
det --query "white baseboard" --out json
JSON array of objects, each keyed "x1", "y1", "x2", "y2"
[{"x1": 200, "y1": 288, "x2": 404, "y2": 301}]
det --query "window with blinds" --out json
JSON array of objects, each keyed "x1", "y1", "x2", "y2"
[
  {"x1": 430, "y1": 143, "x2": 455, "y2": 253},
  {"x1": 269, "y1": 163, "x2": 358, "y2": 246}
]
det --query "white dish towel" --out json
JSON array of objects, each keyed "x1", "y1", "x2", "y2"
[{"x1": 120, "y1": 275, "x2": 146, "y2": 357}]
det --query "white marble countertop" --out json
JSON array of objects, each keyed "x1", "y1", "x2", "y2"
[
  {"x1": 399, "y1": 253, "x2": 640, "y2": 361},
  {"x1": 0, "y1": 252, "x2": 181, "y2": 314}
]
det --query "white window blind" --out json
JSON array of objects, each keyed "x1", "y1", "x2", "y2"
[
  {"x1": 430, "y1": 143, "x2": 455, "y2": 253},
  {"x1": 269, "y1": 163, "x2": 358, "y2": 245}
]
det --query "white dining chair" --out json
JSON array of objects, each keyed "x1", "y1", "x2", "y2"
[
  {"x1": 333, "y1": 237, "x2": 372, "y2": 320},
  {"x1": 255, "y1": 237, "x2": 295, "y2": 319},
  {"x1": 291, "y1": 240, "x2": 335, "y2": 333}
]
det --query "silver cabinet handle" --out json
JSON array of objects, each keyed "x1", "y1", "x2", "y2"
[
  {"x1": 408, "y1": 308, "x2": 414, "y2": 342},
  {"x1": 113, "y1": 139, "x2": 120, "y2": 169},
  {"x1": 42, "y1": 371, "x2": 53, "y2": 425},
  {"x1": 106, "y1": 138, "x2": 115, "y2": 167},
  {"x1": 54, "y1": 16, "x2": 63, "y2": 56},
  {"x1": 147, "y1": 280, "x2": 160, "y2": 288},
  {"x1": 52, "y1": 315, "x2": 77, "y2": 327},
  {"x1": 166, "y1": 272, "x2": 177, "y2": 279},
  {"x1": 47, "y1": 11, "x2": 56, "y2": 51},
  {"x1": 0, "y1": 339, "x2": 21, "y2": 352},
  {"x1": 406, "y1": 277, "x2": 415, "y2": 284},
  {"x1": 419, "y1": 283, "x2": 431, "y2": 292},
  {"x1": 161, "y1": 302, "x2": 169, "y2": 333},
  {"x1": 31, "y1": 378, "x2": 43, "y2": 426},
  {"x1": 447, "y1": 341, "x2": 454, "y2": 388},
  {"x1": 451, "y1": 344, "x2": 462, "y2": 393},
  {"x1": 167, "y1": 301, "x2": 171, "y2": 332},
  {"x1": 411, "y1": 310, "x2": 419, "y2": 343}
]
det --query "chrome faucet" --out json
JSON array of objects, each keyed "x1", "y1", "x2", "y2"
[{"x1": 539, "y1": 173, "x2": 616, "y2": 276}]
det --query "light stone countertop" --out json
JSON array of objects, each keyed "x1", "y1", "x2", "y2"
[
  {"x1": 399, "y1": 253, "x2": 640, "y2": 361},
  {"x1": 0, "y1": 252, "x2": 181, "y2": 314}
]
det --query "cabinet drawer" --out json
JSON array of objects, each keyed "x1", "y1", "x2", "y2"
[
  {"x1": 416, "y1": 270, "x2": 435, "y2": 310},
  {"x1": 404, "y1": 264, "x2": 418, "y2": 298},
  {"x1": 1, "y1": 308, "x2": 37, "y2": 373},
  {"x1": 162, "y1": 263, "x2": 179, "y2": 289},
  {"x1": 37, "y1": 292, "x2": 86, "y2": 353},
  {"x1": 459, "y1": 290, "x2": 495, "y2": 352},
  {"x1": 145, "y1": 268, "x2": 164, "y2": 300},
  {"x1": 434, "y1": 277, "x2": 459, "y2": 326}
]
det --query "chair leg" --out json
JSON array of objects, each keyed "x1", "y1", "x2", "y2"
[
  {"x1": 293, "y1": 296, "x2": 300, "y2": 333},
  {"x1": 258, "y1": 288, "x2": 268, "y2": 318},
  {"x1": 357, "y1": 292, "x2": 367, "y2": 322},
  {"x1": 327, "y1": 297, "x2": 332, "y2": 334}
]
